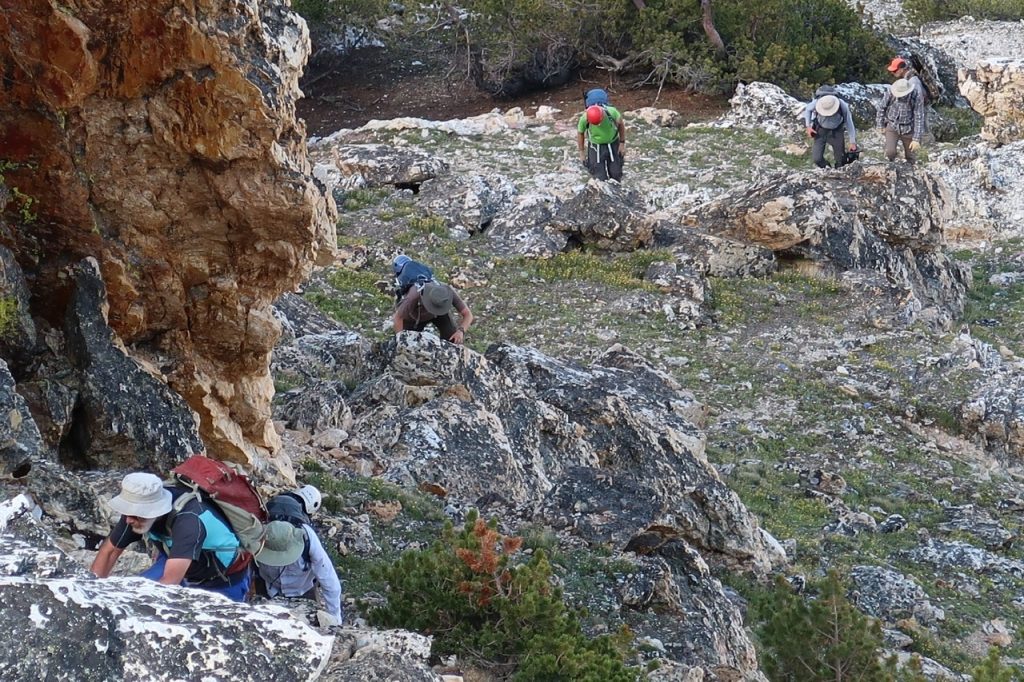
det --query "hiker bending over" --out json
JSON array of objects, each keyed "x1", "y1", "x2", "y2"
[
  {"x1": 577, "y1": 88, "x2": 626, "y2": 182},
  {"x1": 804, "y1": 87, "x2": 858, "y2": 168},
  {"x1": 876, "y1": 78, "x2": 925, "y2": 165},
  {"x1": 391, "y1": 255, "x2": 473, "y2": 345},
  {"x1": 90, "y1": 472, "x2": 251, "y2": 602},
  {"x1": 255, "y1": 518, "x2": 343, "y2": 624}
]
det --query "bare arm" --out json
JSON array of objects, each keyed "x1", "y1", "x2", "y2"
[
  {"x1": 90, "y1": 539, "x2": 124, "y2": 578},
  {"x1": 393, "y1": 310, "x2": 405, "y2": 332},
  {"x1": 158, "y1": 558, "x2": 192, "y2": 586},
  {"x1": 577, "y1": 131, "x2": 586, "y2": 159}
]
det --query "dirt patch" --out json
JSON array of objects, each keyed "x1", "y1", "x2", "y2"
[{"x1": 298, "y1": 45, "x2": 730, "y2": 136}]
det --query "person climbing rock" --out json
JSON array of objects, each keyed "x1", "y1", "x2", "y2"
[
  {"x1": 577, "y1": 88, "x2": 626, "y2": 182},
  {"x1": 90, "y1": 472, "x2": 251, "y2": 602},
  {"x1": 803, "y1": 86, "x2": 858, "y2": 168},
  {"x1": 391, "y1": 255, "x2": 473, "y2": 345}
]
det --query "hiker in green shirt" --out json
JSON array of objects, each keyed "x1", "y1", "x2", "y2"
[{"x1": 576, "y1": 88, "x2": 626, "y2": 182}]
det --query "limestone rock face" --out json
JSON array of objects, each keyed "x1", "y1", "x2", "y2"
[
  {"x1": 0, "y1": 494, "x2": 334, "y2": 681},
  {"x1": 0, "y1": 0, "x2": 336, "y2": 471},
  {"x1": 959, "y1": 59, "x2": 1024, "y2": 145},
  {"x1": 679, "y1": 163, "x2": 970, "y2": 327}
]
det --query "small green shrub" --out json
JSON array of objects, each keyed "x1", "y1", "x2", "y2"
[
  {"x1": 368, "y1": 510, "x2": 637, "y2": 680},
  {"x1": 972, "y1": 647, "x2": 1021, "y2": 682},
  {"x1": 755, "y1": 571, "x2": 896, "y2": 681}
]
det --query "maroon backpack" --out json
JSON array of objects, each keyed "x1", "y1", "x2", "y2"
[{"x1": 168, "y1": 455, "x2": 268, "y2": 574}]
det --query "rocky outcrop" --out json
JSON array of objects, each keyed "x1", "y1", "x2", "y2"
[
  {"x1": 311, "y1": 143, "x2": 450, "y2": 196},
  {"x1": 0, "y1": 0, "x2": 336, "y2": 471},
  {"x1": 0, "y1": 494, "x2": 334, "y2": 681},
  {"x1": 930, "y1": 140, "x2": 1024, "y2": 240},
  {"x1": 0, "y1": 359, "x2": 43, "y2": 478},
  {"x1": 959, "y1": 59, "x2": 1024, "y2": 145},
  {"x1": 706, "y1": 82, "x2": 804, "y2": 140},
  {"x1": 677, "y1": 163, "x2": 971, "y2": 327},
  {"x1": 487, "y1": 181, "x2": 655, "y2": 256},
  {"x1": 343, "y1": 333, "x2": 783, "y2": 575},
  {"x1": 63, "y1": 259, "x2": 203, "y2": 472}
]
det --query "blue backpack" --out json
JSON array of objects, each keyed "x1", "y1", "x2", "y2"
[
  {"x1": 395, "y1": 259, "x2": 435, "y2": 297},
  {"x1": 585, "y1": 88, "x2": 609, "y2": 107}
]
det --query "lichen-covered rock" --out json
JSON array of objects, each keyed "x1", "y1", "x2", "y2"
[
  {"x1": 707, "y1": 82, "x2": 804, "y2": 140},
  {"x1": 680, "y1": 163, "x2": 970, "y2": 328},
  {"x1": 271, "y1": 331, "x2": 371, "y2": 388},
  {"x1": 344, "y1": 334, "x2": 782, "y2": 574},
  {"x1": 0, "y1": 359, "x2": 44, "y2": 477},
  {"x1": 275, "y1": 380, "x2": 353, "y2": 434},
  {"x1": 849, "y1": 566, "x2": 944, "y2": 625},
  {"x1": 64, "y1": 259, "x2": 203, "y2": 472},
  {"x1": 273, "y1": 292, "x2": 346, "y2": 344},
  {"x1": 546, "y1": 181, "x2": 656, "y2": 252},
  {"x1": 310, "y1": 143, "x2": 450, "y2": 195},
  {"x1": 0, "y1": 494, "x2": 333, "y2": 681},
  {"x1": 0, "y1": 0, "x2": 336, "y2": 472},
  {"x1": 957, "y1": 372, "x2": 1024, "y2": 462},
  {"x1": 959, "y1": 59, "x2": 1024, "y2": 145},
  {"x1": 930, "y1": 140, "x2": 1024, "y2": 241}
]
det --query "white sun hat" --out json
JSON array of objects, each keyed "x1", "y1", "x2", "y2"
[
  {"x1": 815, "y1": 95, "x2": 840, "y2": 117},
  {"x1": 108, "y1": 473, "x2": 173, "y2": 518},
  {"x1": 891, "y1": 78, "x2": 914, "y2": 99}
]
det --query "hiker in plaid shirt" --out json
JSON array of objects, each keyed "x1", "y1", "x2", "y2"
[{"x1": 876, "y1": 78, "x2": 925, "y2": 165}]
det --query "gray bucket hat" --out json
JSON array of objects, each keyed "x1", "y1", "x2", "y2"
[
  {"x1": 255, "y1": 520, "x2": 305, "y2": 567},
  {"x1": 108, "y1": 473, "x2": 173, "y2": 518},
  {"x1": 421, "y1": 282, "x2": 453, "y2": 316}
]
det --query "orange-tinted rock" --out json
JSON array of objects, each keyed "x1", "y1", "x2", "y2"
[{"x1": 0, "y1": 0, "x2": 336, "y2": 472}]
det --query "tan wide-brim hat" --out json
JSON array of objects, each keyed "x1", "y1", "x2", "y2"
[
  {"x1": 891, "y1": 78, "x2": 914, "y2": 99},
  {"x1": 815, "y1": 95, "x2": 840, "y2": 117},
  {"x1": 108, "y1": 472, "x2": 173, "y2": 518}
]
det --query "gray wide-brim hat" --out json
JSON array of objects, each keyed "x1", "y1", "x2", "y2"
[
  {"x1": 256, "y1": 520, "x2": 305, "y2": 567},
  {"x1": 891, "y1": 78, "x2": 914, "y2": 99},
  {"x1": 108, "y1": 472, "x2": 173, "y2": 518},
  {"x1": 815, "y1": 95, "x2": 840, "y2": 117},
  {"x1": 421, "y1": 282, "x2": 453, "y2": 316}
]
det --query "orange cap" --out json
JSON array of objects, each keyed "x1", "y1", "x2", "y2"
[{"x1": 887, "y1": 57, "x2": 907, "y2": 72}]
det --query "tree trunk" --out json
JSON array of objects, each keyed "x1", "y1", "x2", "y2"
[{"x1": 700, "y1": 0, "x2": 727, "y2": 58}]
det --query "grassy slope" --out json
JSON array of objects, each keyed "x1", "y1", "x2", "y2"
[{"x1": 302, "y1": 117, "x2": 1024, "y2": 674}]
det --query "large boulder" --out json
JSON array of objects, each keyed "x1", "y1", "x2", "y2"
[
  {"x1": 345, "y1": 333, "x2": 783, "y2": 574},
  {"x1": 678, "y1": 163, "x2": 971, "y2": 327},
  {"x1": 0, "y1": 494, "x2": 334, "y2": 681},
  {"x1": 310, "y1": 143, "x2": 450, "y2": 197},
  {"x1": 708, "y1": 82, "x2": 804, "y2": 140},
  {"x1": 959, "y1": 59, "x2": 1024, "y2": 146},
  {"x1": 63, "y1": 259, "x2": 203, "y2": 473},
  {"x1": 0, "y1": 0, "x2": 336, "y2": 472},
  {"x1": 547, "y1": 181, "x2": 656, "y2": 252}
]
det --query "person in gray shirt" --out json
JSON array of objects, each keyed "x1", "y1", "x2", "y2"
[{"x1": 804, "y1": 88, "x2": 858, "y2": 169}]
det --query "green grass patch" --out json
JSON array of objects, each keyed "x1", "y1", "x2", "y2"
[
  {"x1": 340, "y1": 187, "x2": 390, "y2": 211},
  {"x1": 515, "y1": 249, "x2": 673, "y2": 290}
]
